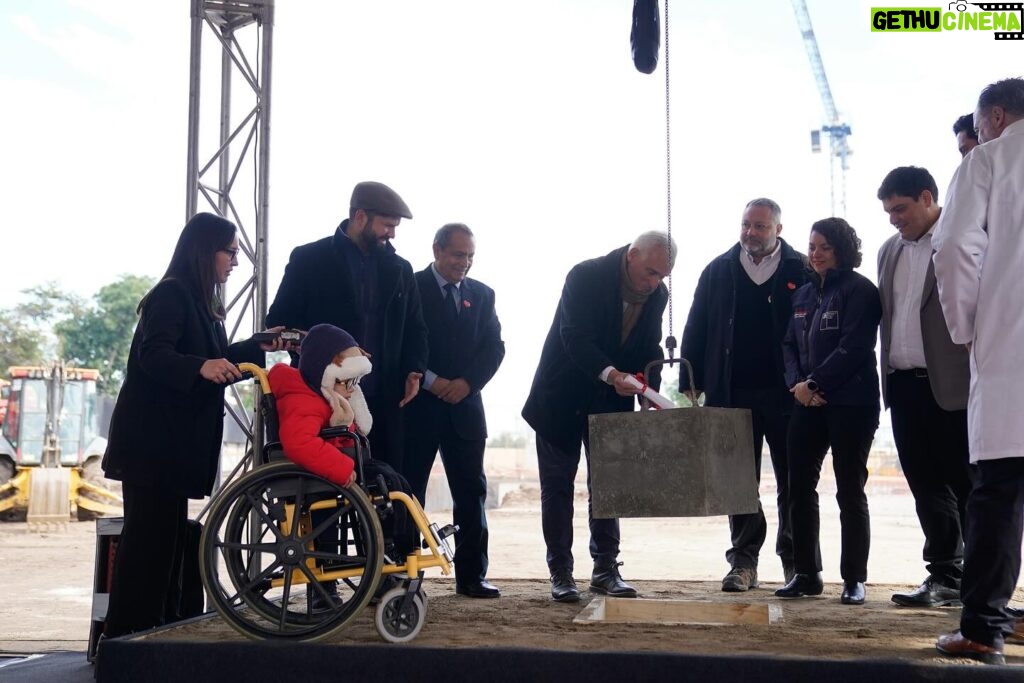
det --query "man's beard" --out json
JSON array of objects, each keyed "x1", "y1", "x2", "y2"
[
  {"x1": 742, "y1": 238, "x2": 773, "y2": 259},
  {"x1": 359, "y1": 226, "x2": 386, "y2": 253}
]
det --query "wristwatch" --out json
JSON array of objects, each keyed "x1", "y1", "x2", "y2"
[{"x1": 805, "y1": 378, "x2": 819, "y2": 393}]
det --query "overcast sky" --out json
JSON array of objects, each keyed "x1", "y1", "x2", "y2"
[{"x1": 2, "y1": 0, "x2": 1019, "y2": 436}]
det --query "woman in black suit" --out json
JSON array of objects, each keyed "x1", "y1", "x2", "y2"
[
  {"x1": 775, "y1": 218, "x2": 881, "y2": 606},
  {"x1": 102, "y1": 213, "x2": 285, "y2": 637}
]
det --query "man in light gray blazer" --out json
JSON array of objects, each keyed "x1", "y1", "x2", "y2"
[{"x1": 876, "y1": 166, "x2": 972, "y2": 609}]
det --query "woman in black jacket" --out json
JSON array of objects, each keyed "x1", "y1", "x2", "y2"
[
  {"x1": 775, "y1": 218, "x2": 881, "y2": 606},
  {"x1": 102, "y1": 213, "x2": 286, "y2": 637}
]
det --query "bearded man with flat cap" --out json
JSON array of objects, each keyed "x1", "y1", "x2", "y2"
[{"x1": 268, "y1": 181, "x2": 428, "y2": 472}]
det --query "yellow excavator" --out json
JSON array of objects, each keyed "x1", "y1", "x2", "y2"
[{"x1": 0, "y1": 362, "x2": 123, "y2": 527}]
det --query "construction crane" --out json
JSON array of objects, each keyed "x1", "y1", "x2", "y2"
[{"x1": 791, "y1": 0, "x2": 851, "y2": 218}]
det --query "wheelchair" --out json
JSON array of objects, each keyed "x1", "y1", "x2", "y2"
[{"x1": 199, "y1": 363, "x2": 457, "y2": 643}]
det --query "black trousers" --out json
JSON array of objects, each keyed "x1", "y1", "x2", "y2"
[
  {"x1": 313, "y1": 459, "x2": 417, "y2": 566},
  {"x1": 537, "y1": 430, "x2": 620, "y2": 573},
  {"x1": 960, "y1": 457, "x2": 1024, "y2": 649},
  {"x1": 726, "y1": 387, "x2": 793, "y2": 571},
  {"x1": 887, "y1": 369, "x2": 972, "y2": 586},
  {"x1": 104, "y1": 483, "x2": 188, "y2": 637},
  {"x1": 365, "y1": 395, "x2": 405, "y2": 474},
  {"x1": 788, "y1": 404, "x2": 878, "y2": 582},
  {"x1": 404, "y1": 410, "x2": 489, "y2": 585}
]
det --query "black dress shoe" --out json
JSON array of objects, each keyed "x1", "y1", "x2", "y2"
[
  {"x1": 590, "y1": 562, "x2": 638, "y2": 598},
  {"x1": 841, "y1": 581, "x2": 866, "y2": 605},
  {"x1": 774, "y1": 572, "x2": 824, "y2": 598},
  {"x1": 891, "y1": 577, "x2": 960, "y2": 607},
  {"x1": 550, "y1": 568, "x2": 580, "y2": 603},
  {"x1": 456, "y1": 579, "x2": 501, "y2": 599}
]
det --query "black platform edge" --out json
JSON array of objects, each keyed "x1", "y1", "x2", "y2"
[{"x1": 96, "y1": 638, "x2": 1022, "y2": 683}]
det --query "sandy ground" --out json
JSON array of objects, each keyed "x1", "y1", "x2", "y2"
[
  {"x1": 155, "y1": 579, "x2": 1021, "y2": 666},
  {"x1": 3, "y1": 472, "x2": 1024, "y2": 667}
]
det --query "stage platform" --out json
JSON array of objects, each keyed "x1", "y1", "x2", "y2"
[
  {"x1": 92, "y1": 637, "x2": 1023, "y2": 683},
  {"x1": 83, "y1": 579, "x2": 1023, "y2": 682}
]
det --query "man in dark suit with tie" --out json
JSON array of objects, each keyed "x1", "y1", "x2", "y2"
[
  {"x1": 522, "y1": 231, "x2": 675, "y2": 603},
  {"x1": 404, "y1": 223, "x2": 506, "y2": 598},
  {"x1": 877, "y1": 166, "x2": 972, "y2": 608}
]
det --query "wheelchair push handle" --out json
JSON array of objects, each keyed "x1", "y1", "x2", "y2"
[{"x1": 237, "y1": 362, "x2": 271, "y2": 395}]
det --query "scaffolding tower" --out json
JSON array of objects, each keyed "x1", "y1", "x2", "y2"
[{"x1": 186, "y1": 0, "x2": 274, "y2": 470}]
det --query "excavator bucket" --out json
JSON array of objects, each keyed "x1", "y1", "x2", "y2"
[{"x1": 27, "y1": 467, "x2": 72, "y2": 531}]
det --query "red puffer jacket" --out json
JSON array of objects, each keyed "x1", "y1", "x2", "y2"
[{"x1": 267, "y1": 364, "x2": 355, "y2": 485}]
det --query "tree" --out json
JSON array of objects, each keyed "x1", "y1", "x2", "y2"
[
  {"x1": 56, "y1": 274, "x2": 154, "y2": 395},
  {"x1": 0, "y1": 308, "x2": 46, "y2": 371},
  {"x1": 0, "y1": 282, "x2": 72, "y2": 371}
]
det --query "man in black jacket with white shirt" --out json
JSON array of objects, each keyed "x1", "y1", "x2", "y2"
[{"x1": 681, "y1": 198, "x2": 808, "y2": 592}]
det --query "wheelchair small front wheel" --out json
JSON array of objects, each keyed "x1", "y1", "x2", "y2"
[{"x1": 374, "y1": 587, "x2": 426, "y2": 643}]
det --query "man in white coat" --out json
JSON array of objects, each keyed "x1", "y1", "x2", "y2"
[{"x1": 932, "y1": 77, "x2": 1024, "y2": 666}]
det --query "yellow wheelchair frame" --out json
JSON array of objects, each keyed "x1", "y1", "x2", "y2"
[{"x1": 199, "y1": 363, "x2": 456, "y2": 643}]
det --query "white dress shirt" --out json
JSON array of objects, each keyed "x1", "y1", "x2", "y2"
[
  {"x1": 739, "y1": 240, "x2": 782, "y2": 285},
  {"x1": 888, "y1": 229, "x2": 933, "y2": 370}
]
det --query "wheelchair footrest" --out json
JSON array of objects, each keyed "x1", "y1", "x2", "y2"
[{"x1": 421, "y1": 523, "x2": 459, "y2": 549}]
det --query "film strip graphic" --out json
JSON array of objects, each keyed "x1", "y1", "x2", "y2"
[{"x1": 963, "y1": 2, "x2": 1024, "y2": 39}]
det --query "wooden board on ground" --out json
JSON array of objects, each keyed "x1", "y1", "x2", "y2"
[{"x1": 574, "y1": 596, "x2": 782, "y2": 626}]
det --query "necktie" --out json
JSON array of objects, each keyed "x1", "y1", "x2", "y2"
[{"x1": 443, "y1": 283, "x2": 459, "y2": 317}]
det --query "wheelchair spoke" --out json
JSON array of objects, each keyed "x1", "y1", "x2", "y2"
[
  {"x1": 288, "y1": 476, "x2": 308, "y2": 541},
  {"x1": 278, "y1": 568, "x2": 295, "y2": 631},
  {"x1": 241, "y1": 489, "x2": 286, "y2": 542},
  {"x1": 217, "y1": 540, "x2": 279, "y2": 555},
  {"x1": 296, "y1": 563, "x2": 333, "y2": 600},
  {"x1": 221, "y1": 558, "x2": 285, "y2": 606}
]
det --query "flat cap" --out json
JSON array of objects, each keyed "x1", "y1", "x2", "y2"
[{"x1": 350, "y1": 181, "x2": 412, "y2": 219}]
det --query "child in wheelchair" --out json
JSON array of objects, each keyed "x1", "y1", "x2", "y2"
[{"x1": 267, "y1": 324, "x2": 417, "y2": 583}]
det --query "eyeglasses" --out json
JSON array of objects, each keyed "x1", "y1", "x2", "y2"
[
  {"x1": 336, "y1": 378, "x2": 359, "y2": 390},
  {"x1": 220, "y1": 248, "x2": 240, "y2": 261}
]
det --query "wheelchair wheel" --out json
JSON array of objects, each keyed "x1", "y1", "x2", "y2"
[
  {"x1": 201, "y1": 461, "x2": 384, "y2": 641},
  {"x1": 374, "y1": 586, "x2": 426, "y2": 643}
]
